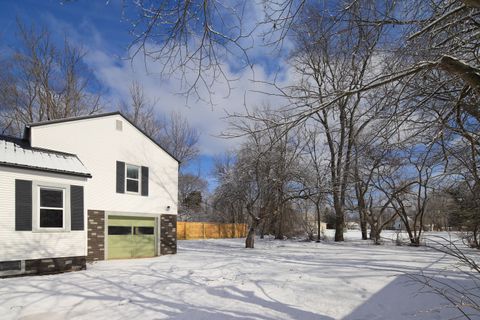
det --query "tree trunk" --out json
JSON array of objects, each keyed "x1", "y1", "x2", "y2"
[
  {"x1": 275, "y1": 214, "x2": 284, "y2": 240},
  {"x1": 316, "y1": 205, "x2": 322, "y2": 242},
  {"x1": 402, "y1": 219, "x2": 417, "y2": 246},
  {"x1": 334, "y1": 205, "x2": 344, "y2": 242},
  {"x1": 360, "y1": 211, "x2": 368, "y2": 240},
  {"x1": 246, "y1": 220, "x2": 259, "y2": 248},
  {"x1": 474, "y1": 225, "x2": 480, "y2": 248},
  {"x1": 370, "y1": 224, "x2": 381, "y2": 245}
]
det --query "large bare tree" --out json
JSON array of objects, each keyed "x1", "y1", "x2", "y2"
[
  {"x1": 216, "y1": 106, "x2": 309, "y2": 247},
  {"x1": 0, "y1": 22, "x2": 102, "y2": 135},
  {"x1": 277, "y1": 1, "x2": 397, "y2": 241}
]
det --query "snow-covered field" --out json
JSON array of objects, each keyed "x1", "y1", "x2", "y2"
[{"x1": 1, "y1": 231, "x2": 479, "y2": 320}]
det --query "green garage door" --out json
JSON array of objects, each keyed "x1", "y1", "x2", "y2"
[{"x1": 107, "y1": 216, "x2": 156, "y2": 259}]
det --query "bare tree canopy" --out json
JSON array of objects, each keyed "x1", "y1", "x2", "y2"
[
  {"x1": 0, "y1": 21, "x2": 102, "y2": 135},
  {"x1": 122, "y1": 1, "x2": 479, "y2": 118},
  {"x1": 121, "y1": 80, "x2": 162, "y2": 139},
  {"x1": 121, "y1": 0, "x2": 306, "y2": 100},
  {"x1": 158, "y1": 110, "x2": 200, "y2": 165},
  {"x1": 122, "y1": 81, "x2": 200, "y2": 166}
]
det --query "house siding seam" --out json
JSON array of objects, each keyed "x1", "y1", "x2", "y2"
[
  {"x1": 87, "y1": 210, "x2": 105, "y2": 261},
  {"x1": 160, "y1": 214, "x2": 177, "y2": 255}
]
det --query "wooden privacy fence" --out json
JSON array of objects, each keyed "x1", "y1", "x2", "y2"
[{"x1": 177, "y1": 222, "x2": 248, "y2": 240}]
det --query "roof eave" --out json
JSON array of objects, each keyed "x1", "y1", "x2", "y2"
[
  {"x1": 26, "y1": 112, "x2": 181, "y2": 164},
  {"x1": 0, "y1": 162, "x2": 92, "y2": 179}
]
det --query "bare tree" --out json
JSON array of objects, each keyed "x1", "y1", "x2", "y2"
[
  {"x1": 121, "y1": 80, "x2": 162, "y2": 139},
  {"x1": 373, "y1": 143, "x2": 443, "y2": 246},
  {"x1": 302, "y1": 125, "x2": 329, "y2": 242},
  {"x1": 352, "y1": 137, "x2": 389, "y2": 242},
  {"x1": 217, "y1": 106, "x2": 309, "y2": 247},
  {"x1": 158, "y1": 110, "x2": 200, "y2": 166},
  {"x1": 0, "y1": 21, "x2": 102, "y2": 135},
  {"x1": 120, "y1": 0, "x2": 306, "y2": 100},
  {"x1": 446, "y1": 183, "x2": 480, "y2": 248},
  {"x1": 122, "y1": 81, "x2": 200, "y2": 166},
  {"x1": 211, "y1": 152, "x2": 247, "y2": 224},
  {"x1": 279, "y1": 1, "x2": 397, "y2": 241},
  {"x1": 123, "y1": 0, "x2": 251, "y2": 101},
  {"x1": 115, "y1": 0, "x2": 480, "y2": 123}
]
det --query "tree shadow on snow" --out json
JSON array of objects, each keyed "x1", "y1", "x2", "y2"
[
  {"x1": 0, "y1": 263, "x2": 334, "y2": 320},
  {"x1": 343, "y1": 273, "x2": 480, "y2": 320}
]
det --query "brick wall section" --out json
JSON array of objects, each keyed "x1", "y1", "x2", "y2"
[
  {"x1": 160, "y1": 214, "x2": 177, "y2": 255},
  {"x1": 0, "y1": 256, "x2": 86, "y2": 278},
  {"x1": 25, "y1": 256, "x2": 86, "y2": 275},
  {"x1": 87, "y1": 210, "x2": 105, "y2": 261}
]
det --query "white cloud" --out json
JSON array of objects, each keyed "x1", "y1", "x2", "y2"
[
  {"x1": 39, "y1": 7, "x2": 295, "y2": 156},
  {"x1": 83, "y1": 45, "x2": 293, "y2": 155}
]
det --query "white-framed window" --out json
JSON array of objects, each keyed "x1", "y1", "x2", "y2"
[
  {"x1": 126, "y1": 164, "x2": 140, "y2": 194},
  {"x1": 38, "y1": 186, "x2": 65, "y2": 229}
]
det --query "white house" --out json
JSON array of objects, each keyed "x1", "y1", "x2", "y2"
[{"x1": 0, "y1": 112, "x2": 179, "y2": 276}]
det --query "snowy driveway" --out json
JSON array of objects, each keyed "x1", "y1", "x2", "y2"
[{"x1": 0, "y1": 236, "x2": 476, "y2": 320}]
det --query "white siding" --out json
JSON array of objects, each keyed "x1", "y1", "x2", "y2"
[
  {"x1": 30, "y1": 114, "x2": 178, "y2": 217},
  {"x1": 0, "y1": 167, "x2": 87, "y2": 261}
]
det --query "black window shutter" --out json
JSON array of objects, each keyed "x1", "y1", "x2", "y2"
[
  {"x1": 71, "y1": 185, "x2": 84, "y2": 230},
  {"x1": 116, "y1": 161, "x2": 125, "y2": 193},
  {"x1": 141, "y1": 166, "x2": 149, "y2": 196},
  {"x1": 15, "y1": 179, "x2": 32, "y2": 231}
]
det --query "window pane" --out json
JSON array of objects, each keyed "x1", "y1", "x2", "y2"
[
  {"x1": 40, "y1": 189, "x2": 63, "y2": 208},
  {"x1": 40, "y1": 209, "x2": 63, "y2": 228},
  {"x1": 108, "y1": 226, "x2": 132, "y2": 235},
  {"x1": 126, "y1": 165, "x2": 139, "y2": 179},
  {"x1": 135, "y1": 227, "x2": 154, "y2": 235},
  {"x1": 126, "y1": 179, "x2": 139, "y2": 192}
]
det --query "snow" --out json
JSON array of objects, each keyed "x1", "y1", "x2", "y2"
[
  {"x1": 0, "y1": 136, "x2": 91, "y2": 178},
  {"x1": 1, "y1": 231, "x2": 479, "y2": 320}
]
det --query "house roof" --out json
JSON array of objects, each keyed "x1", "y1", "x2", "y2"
[
  {"x1": 25, "y1": 111, "x2": 180, "y2": 163},
  {"x1": 0, "y1": 135, "x2": 92, "y2": 178}
]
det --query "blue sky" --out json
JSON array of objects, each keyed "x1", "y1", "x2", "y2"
[
  {"x1": 0, "y1": 1, "x2": 127, "y2": 54},
  {"x1": 0, "y1": 0, "x2": 292, "y2": 191}
]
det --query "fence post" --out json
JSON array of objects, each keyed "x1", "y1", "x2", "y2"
[{"x1": 203, "y1": 222, "x2": 206, "y2": 239}]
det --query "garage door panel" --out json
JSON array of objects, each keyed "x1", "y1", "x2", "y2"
[
  {"x1": 108, "y1": 235, "x2": 134, "y2": 259},
  {"x1": 107, "y1": 216, "x2": 156, "y2": 259},
  {"x1": 108, "y1": 216, "x2": 155, "y2": 227},
  {"x1": 134, "y1": 235, "x2": 155, "y2": 258}
]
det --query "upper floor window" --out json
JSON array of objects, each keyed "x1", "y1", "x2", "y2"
[
  {"x1": 39, "y1": 187, "x2": 65, "y2": 229},
  {"x1": 126, "y1": 164, "x2": 140, "y2": 193},
  {"x1": 116, "y1": 161, "x2": 148, "y2": 196}
]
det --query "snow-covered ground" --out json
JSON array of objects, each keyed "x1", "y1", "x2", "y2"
[{"x1": 1, "y1": 231, "x2": 479, "y2": 320}]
